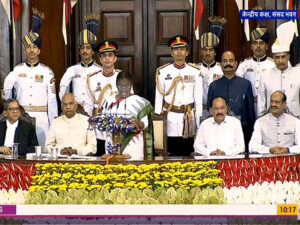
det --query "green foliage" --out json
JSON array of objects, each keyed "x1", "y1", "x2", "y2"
[{"x1": 26, "y1": 186, "x2": 225, "y2": 204}]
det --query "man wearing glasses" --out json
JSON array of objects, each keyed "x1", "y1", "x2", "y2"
[{"x1": 0, "y1": 99, "x2": 38, "y2": 155}]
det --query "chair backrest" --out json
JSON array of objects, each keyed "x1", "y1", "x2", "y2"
[
  {"x1": 152, "y1": 110, "x2": 168, "y2": 157},
  {"x1": 19, "y1": 105, "x2": 36, "y2": 128},
  {"x1": 76, "y1": 104, "x2": 89, "y2": 116}
]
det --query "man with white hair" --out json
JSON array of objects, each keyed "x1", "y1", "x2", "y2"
[{"x1": 257, "y1": 21, "x2": 300, "y2": 117}]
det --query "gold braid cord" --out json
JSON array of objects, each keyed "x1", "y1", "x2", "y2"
[
  {"x1": 95, "y1": 84, "x2": 113, "y2": 115},
  {"x1": 87, "y1": 70, "x2": 114, "y2": 115},
  {"x1": 87, "y1": 70, "x2": 102, "y2": 104},
  {"x1": 155, "y1": 69, "x2": 184, "y2": 112}
]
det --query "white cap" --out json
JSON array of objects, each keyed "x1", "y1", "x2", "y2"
[{"x1": 272, "y1": 21, "x2": 296, "y2": 53}]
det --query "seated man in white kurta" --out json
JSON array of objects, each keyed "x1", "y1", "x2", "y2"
[
  {"x1": 102, "y1": 71, "x2": 153, "y2": 160},
  {"x1": 45, "y1": 93, "x2": 96, "y2": 156},
  {"x1": 194, "y1": 96, "x2": 245, "y2": 156},
  {"x1": 249, "y1": 91, "x2": 300, "y2": 154}
]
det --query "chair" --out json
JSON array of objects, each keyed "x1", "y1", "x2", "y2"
[{"x1": 152, "y1": 110, "x2": 168, "y2": 157}]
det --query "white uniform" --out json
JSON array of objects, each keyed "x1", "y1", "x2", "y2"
[
  {"x1": 59, "y1": 61, "x2": 102, "y2": 114},
  {"x1": 155, "y1": 63, "x2": 203, "y2": 136},
  {"x1": 249, "y1": 113, "x2": 300, "y2": 154},
  {"x1": 86, "y1": 69, "x2": 120, "y2": 140},
  {"x1": 45, "y1": 113, "x2": 97, "y2": 156},
  {"x1": 4, "y1": 62, "x2": 58, "y2": 146},
  {"x1": 104, "y1": 95, "x2": 149, "y2": 160},
  {"x1": 197, "y1": 61, "x2": 223, "y2": 105},
  {"x1": 194, "y1": 116, "x2": 245, "y2": 156},
  {"x1": 236, "y1": 56, "x2": 275, "y2": 97},
  {"x1": 257, "y1": 66, "x2": 300, "y2": 117}
]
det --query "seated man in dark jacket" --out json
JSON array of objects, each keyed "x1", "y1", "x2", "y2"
[{"x1": 0, "y1": 99, "x2": 38, "y2": 156}]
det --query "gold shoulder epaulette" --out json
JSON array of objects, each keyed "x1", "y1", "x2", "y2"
[
  {"x1": 268, "y1": 57, "x2": 274, "y2": 62},
  {"x1": 88, "y1": 69, "x2": 101, "y2": 78},
  {"x1": 188, "y1": 63, "x2": 201, "y2": 70},
  {"x1": 116, "y1": 69, "x2": 122, "y2": 72},
  {"x1": 156, "y1": 63, "x2": 170, "y2": 72}
]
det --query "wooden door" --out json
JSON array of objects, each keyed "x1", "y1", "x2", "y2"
[
  {"x1": 75, "y1": 0, "x2": 143, "y2": 95},
  {"x1": 146, "y1": 0, "x2": 202, "y2": 103}
]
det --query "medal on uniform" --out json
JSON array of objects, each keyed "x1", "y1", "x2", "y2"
[
  {"x1": 95, "y1": 82, "x2": 102, "y2": 92},
  {"x1": 35, "y1": 75, "x2": 43, "y2": 82}
]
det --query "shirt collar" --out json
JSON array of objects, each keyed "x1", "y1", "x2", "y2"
[
  {"x1": 270, "y1": 112, "x2": 285, "y2": 121},
  {"x1": 103, "y1": 69, "x2": 115, "y2": 77},
  {"x1": 202, "y1": 61, "x2": 216, "y2": 69},
  {"x1": 212, "y1": 115, "x2": 228, "y2": 125},
  {"x1": 6, "y1": 120, "x2": 19, "y2": 128},
  {"x1": 173, "y1": 63, "x2": 186, "y2": 69},
  {"x1": 25, "y1": 60, "x2": 39, "y2": 68},
  {"x1": 253, "y1": 54, "x2": 267, "y2": 62},
  {"x1": 81, "y1": 60, "x2": 94, "y2": 67},
  {"x1": 63, "y1": 113, "x2": 79, "y2": 121}
]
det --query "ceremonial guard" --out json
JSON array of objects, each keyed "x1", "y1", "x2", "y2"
[
  {"x1": 257, "y1": 21, "x2": 300, "y2": 117},
  {"x1": 155, "y1": 35, "x2": 203, "y2": 156},
  {"x1": 59, "y1": 14, "x2": 101, "y2": 115},
  {"x1": 3, "y1": 8, "x2": 58, "y2": 146},
  {"x1": 236, "y1": 25, "x2": 275, "y2": 114},
  {"x1": 198, "y1": 17, "x2": 225, "y2": 107},
  {"x1": 86, "y1": 40, "x2": 120, "y2": 155}
]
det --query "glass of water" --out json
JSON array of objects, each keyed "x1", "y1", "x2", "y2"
[
  {"x1": 12, "y1": 143, "x2": 19, "y2": 159},
  {"x1": 35, "y1": 146, "x2": 42, "y2": 159}
]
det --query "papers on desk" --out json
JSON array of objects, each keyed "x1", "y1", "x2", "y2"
[
  {"x1": 194, "y1": 155, "x2": 245, "y2": 160},
  {"x1": 69, "y1": 154, "x2": 95, "y2": 160},
  {"x1": 249, "y1": 153, "x2": 298, "y2": 158},
  {"x1": 26, "y1": 153, "x2": 96, "y2": 160}
]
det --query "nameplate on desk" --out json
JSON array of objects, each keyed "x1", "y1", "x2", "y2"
[
  {"x1": 249, "y1": 153, "x2": 297, "y2": 158},
  {"x1": 194, "y1": 155, "x2": 245, "y2": 160}
]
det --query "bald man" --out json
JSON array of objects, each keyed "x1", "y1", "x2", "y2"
[
  {"x1": 207, "y1": 51, "x2": 255, "y2": 153},
  {"x1": 45, "y1": 93, "x2": 96, "y2": 156},
  {"x1": 250, "y1": 91, "x2": 300, "y2": 154}
]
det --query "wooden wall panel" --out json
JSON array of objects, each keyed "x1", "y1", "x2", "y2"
[
  {"x1": 158, "y1": 12, "x2": 189, "y2": 44},
  {"x1": 103, "y1": 12, "x2": 133, "y2": 42}
]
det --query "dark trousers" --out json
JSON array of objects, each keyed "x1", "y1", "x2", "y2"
[
  {"x1": 242, "y1": 125, "x2": 253, "y2": 155},
  {"x1": 167, "y1": 137, "x2": 194, "y2": 156},
  {"x1": 96, "y1": 139, "x2": 106, "y2": 156}
]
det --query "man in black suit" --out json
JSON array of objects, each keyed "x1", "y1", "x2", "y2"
[{"x1": 0, "y1": 99, "x2": 38, "y2": 156}]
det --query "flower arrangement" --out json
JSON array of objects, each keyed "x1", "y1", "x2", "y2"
[
  {"x1": 0, "y1": 163, "x2": 36, "y2": 191},
  {"x1": 218, "y1": 156, "x2": 300, "y2": 189},
  {"x1": 88, "y1": 115, "x2": 134, "y2": 134},
  {"x1": 29, "y1": 162, "x2": 222, "y2": 193},
  {"x1": 88, "y1": 115, "x2": 134, "y2": 154},
  {"x1": 0, "y1": 188, "x2": 28, "y2": 204},
  {"x1": 26, "y1": 186, "x2": 225, "y2": 204},
  {"x1": 224, "y1": 180, "x2": 300, "y2": 204}
]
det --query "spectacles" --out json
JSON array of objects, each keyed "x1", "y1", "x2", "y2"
[
  {"x1": 117, "y1": 85, "x2": 131, "y2": 90},
  {"x1": 7, "y1": 107, "x2": 20, "y2": 112}
]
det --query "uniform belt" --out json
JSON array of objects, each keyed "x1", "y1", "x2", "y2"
[
  {"x1": 163, "y1": 101, "x2": 194, "y2": 113},
  {"x1": 203, "y1": 104, "x2": 208, "y2": 110},
  {"x1": 23, "y1": 106, "x2": 48, "y2": 112},
  {"x1": 254, "y1": 96, "x2": 257, "y2": 103}
]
